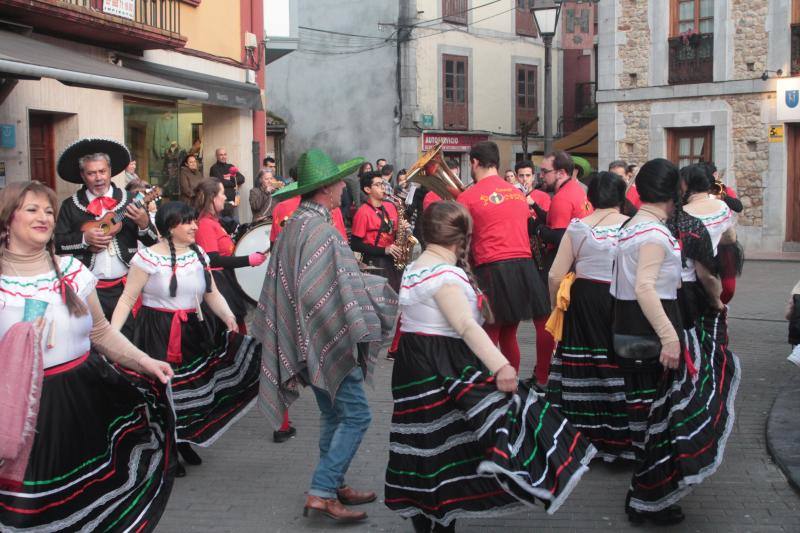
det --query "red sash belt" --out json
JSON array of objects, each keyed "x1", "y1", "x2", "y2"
[
  {"x1": 146, "y1": 306, "x2": 196, "y2": 364},
  {"x1": 44, "y1": 351, "x2": 89, "y2": 377},
  {"x1": 96, "y1": 276, "x2": 142, "y2": 317},
  {"x1": 96, "y1": 276, "x2": 126, "y2": 289}
]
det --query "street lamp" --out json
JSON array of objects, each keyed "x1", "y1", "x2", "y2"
[{"x1": 531, "y1": 0, "x2": 562, "y2": 155}]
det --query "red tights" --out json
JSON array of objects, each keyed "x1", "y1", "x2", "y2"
[
  {"x1": 484, "y1": 323, "x2": 521, "y2": 372},
  {"x1": 483, "y1": 319, "x2": 555, "y2": 384},
  {"x1": 533, "y1": 318, "x2": 555, "y2": 386}
]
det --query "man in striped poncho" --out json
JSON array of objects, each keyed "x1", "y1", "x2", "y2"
[{"x1": 253, "y1": 149, "x2": 397, "y2": 523}]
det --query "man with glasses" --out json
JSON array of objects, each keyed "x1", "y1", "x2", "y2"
[
  {"x1": 350, "y1": 171, "x2": 403, "y2": 291},
  {"x1": 528, "y1": 150, "x2": 593, "y2": 386}
]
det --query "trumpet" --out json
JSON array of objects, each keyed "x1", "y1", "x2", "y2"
[{"x1": 710, "y1": 179, "x2": 726, "y2": 198}]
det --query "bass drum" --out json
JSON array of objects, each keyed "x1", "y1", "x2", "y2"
[{"x1": 233, "y1": 222, "x2": 272, "y2": 302}]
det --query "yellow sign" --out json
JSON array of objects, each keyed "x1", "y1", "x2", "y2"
[{"x1": 769, "y1": 125, "x2": 784, "y2": 143}]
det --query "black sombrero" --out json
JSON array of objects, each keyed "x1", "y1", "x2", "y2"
[{"x1": 57, "y1": 138, "x2": 131, "y2": 184}]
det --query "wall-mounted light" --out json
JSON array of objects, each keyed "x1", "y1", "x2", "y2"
[{"x1": 761, "y1": 68, "x2": 784, "y2": 81}]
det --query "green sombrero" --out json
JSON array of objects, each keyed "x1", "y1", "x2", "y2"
[{"x1": 272, "y1": 149, "x2": 364, "y2": 201}]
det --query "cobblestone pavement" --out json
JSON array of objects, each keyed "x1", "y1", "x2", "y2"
[{"x1": 158, "y1": 261, "x2": 800, "y2": 532}]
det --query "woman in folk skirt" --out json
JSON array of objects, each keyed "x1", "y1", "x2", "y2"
[
  {"x1": 0, "y1": 181, "x2": 175, "y2": 531},
  {"x1": 611, "y1": 159, "x2": 739, "y2": 525},
  {"x1": 385, "y1": 201, "x2": 595, "y2": 532},
  {"x1": 112, "y1": 201, "x2": 261, "y2": 477},
  {"x1": 545, "y1": 172, "x2": 634, "y2": 462}
]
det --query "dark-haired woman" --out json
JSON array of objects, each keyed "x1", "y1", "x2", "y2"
[
  {"x1": 112, "y1": 201, "x2": 261, "y2": 476},
  {"x1": 179, "y1": 153, "x2": 204, "y2": 205},
  {"x1": 0, "y1": 181, "x2": 175, "y2": 531},
  {"x1": 193, "y1": 178, "x2": 267, "y2": 332},
  {"x1": 688, "y1": 163, "x2": 742, "y2": 304},
  {"x1": 611, "y1": 159, "x2": 739, "y2": 525},
  {"x1": 385, "y1": 201, "x2": 595, "y2": 532},
  {"x1": 545, "y1": 172, "x2": 633, "y2": 462}
]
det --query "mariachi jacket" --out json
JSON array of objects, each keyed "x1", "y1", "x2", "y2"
[{"x1": 54, "y1": 184, "x2": 159, "y2": 271}]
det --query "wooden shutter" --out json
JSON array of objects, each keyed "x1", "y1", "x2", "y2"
[
  {"x1": 515, "y1": 64, "x2": 538, "y2": 132},
  {"x1": 442, "y1": 0, "x2": 468, "y2": 25},
  {"x1": 442, "y1": 54, "x2": 468, "y2": 130}
]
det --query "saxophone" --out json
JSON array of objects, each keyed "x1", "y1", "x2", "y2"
[{"x1": 387, "y1": 193, "x2": 418, "y2": 270}]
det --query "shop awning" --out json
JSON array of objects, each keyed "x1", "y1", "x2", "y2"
[
  {"x1": 0, "y1": 29, "x2": 208, "y2": 101},
  {"x1": 123, "y1": 58, "x2": 263, "y2": 111},
  {"x1": 554, "y1": 119, "x2": 598, "y2": 155}
]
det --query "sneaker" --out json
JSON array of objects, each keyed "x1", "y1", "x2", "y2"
[{"x1": 788, "y1": 345, "x2": 800, "y2": 367}]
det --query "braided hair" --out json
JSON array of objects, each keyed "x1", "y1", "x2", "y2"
[
  {"x1": 421, "y1": 201, "x2": 495, "y2": 323},
  {"x1": 155, "y1": 201, "x2": 210, "y2": 297},
  {"x1": 0, "y1": 181, "x2": 87, "y2": 316}
]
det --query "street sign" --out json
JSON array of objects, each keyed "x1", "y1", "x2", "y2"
[
  {"x1": 421, "y1": 114, "x2": 434, "y2": 128},
  {"x1": 769, "y1": 125, "x2": 784, "y2": 143},
  {"x1": 103, "y1": 0, "x2": 135, "y2": 21},
  {"x1": 777, "y1": 78, "x2": 800, "y2": 121},
  {"x1": 0, "y1": 124, "x2": 15, "y2": 148}
]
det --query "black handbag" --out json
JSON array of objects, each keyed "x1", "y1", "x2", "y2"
[{"x1": 612, "y1": 221, "x2": 662, "y2": 372}]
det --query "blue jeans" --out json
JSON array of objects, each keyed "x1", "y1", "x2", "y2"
[{"x1": 308, "y1": 367, "x2": 372, "y2": 498}]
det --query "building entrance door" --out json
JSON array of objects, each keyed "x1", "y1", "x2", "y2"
[
  {"x1": 787, "y1": 123, "x2": 800, "y2": 242},
  {"x1": 29, "y1": 113, "x2": 55, "y2": 189}
]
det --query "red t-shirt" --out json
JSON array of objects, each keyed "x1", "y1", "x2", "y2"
[
  {"x1": 196, "y1": 213, "x2": 235, "y2": 256},
  {"x1": 269, "y1": 196, "x2": 347, "y2": 243},
  {"x1": 423, "y1": 191, "x2": 443, "y2": 211},
  {"x1": 626, "y1": 184, "x2": 642, "y2": 209},
  {"x1": 528, "y1": 189, "x2": 551, "y2": 220},
  {"x1": 351, "y1": 201, "x2": 398, "y2": 248},
  {"x1": 457, "y1": 175, "x2": 531, "y2": 266},
  {"x1": 548, "y1": 178, "x2": 593, "y2": 230}
]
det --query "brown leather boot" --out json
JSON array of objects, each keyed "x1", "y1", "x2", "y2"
[
  {"x1": 303, "y1": 495, "x2": 367, "y2": 522},
  {"x1": 336, "y1": 485, "x2": 377, "y2": 505}
]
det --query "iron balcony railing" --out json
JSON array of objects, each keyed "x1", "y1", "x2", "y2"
[{"x1": 668, "y1": 32, "x2": 714, "y2": 85}]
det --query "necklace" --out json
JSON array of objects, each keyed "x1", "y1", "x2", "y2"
[{"x1": 637, "y1": 205, "x2": 667, "y2": 223}]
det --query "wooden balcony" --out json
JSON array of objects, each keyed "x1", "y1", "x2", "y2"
[
  {"x1": 668, "y1": 33, "x2": 713, "y2": 85},
  {"x1": 0, "y1": 0, "x2": 186, "y2": 51},
  {"x1": 792, "y1": 23, "x2": 800, "y2": 76}
]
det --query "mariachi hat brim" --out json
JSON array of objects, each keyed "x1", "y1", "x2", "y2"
[
  {"x1": 272, "y1": 149, "x2": 364, "y2": 201},
  {"x1": 57, "y1": 138, "x2": 131, "y2": 184}
]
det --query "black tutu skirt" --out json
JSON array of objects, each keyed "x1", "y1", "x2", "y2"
[
  {"x1": 211, "y1": 269, "x2": 254, "y2": 322},
  {"x1": 546, "y1": 279, "x2": 634, "y2": 462},
  {"x1": 385, "y1": 334, "x2": 595, "y2": 526},
  {"x1": 627, "y1": 310, "x2": 740, "y2": 512},
  {"x1": 134, "y1": 307, "x2": 261, "y2": 446},
  {"x1": 475, "y1": 258, "x2": 549, "y2": 324},
  {"x1": 717, "y1": 241, "x2": 744, "y2": 279},
  {"x1": 0, "y1": 353, "x2": 175, "y2": 531}
]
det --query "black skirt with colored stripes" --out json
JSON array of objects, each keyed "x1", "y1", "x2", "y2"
[
  {"x1": 474, "y1": 258, "x2": 550, "y2": 324},
  {"x1": 133, "y1": 307, "x2": 261, "y2": 445},
  {"x1": 385, "y1": 333, "x2": 596, "y2": 526},
  {"x1": 545, "y1": 278, "x2": 634, "y2": 462},
  {"x1": 0, "y1": 353, "x2": 176, "y2": 532},
  {"x1": 627, "y1": 310, "x2": 740, "y2": 512}
]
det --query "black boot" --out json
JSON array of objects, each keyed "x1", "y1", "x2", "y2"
[
  {"x1": 411, "y1": 515, "x2": 432, "y2": 533},
  {"x1": 177, "y1": 443, "x2": 202, "y2": 466},
  {"x1": 625, "y1": 492, "x2": 684, "y2": 526}
]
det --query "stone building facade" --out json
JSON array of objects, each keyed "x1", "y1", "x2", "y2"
[{"x1": 597, "y1": 0, "x2": 798, "y2": 253}]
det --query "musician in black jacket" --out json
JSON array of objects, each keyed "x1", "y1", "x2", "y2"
[{"x1": 54, "y1": 138, "x2": 158, "y2": 338}]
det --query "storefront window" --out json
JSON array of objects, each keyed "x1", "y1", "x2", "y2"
[{"x1": 123, "y1": 98, "x2": 203, "y2": 199}]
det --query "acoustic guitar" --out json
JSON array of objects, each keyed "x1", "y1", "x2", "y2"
[{"x1": 80, "y1": 186, "x2": 162, "y2": 252}]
